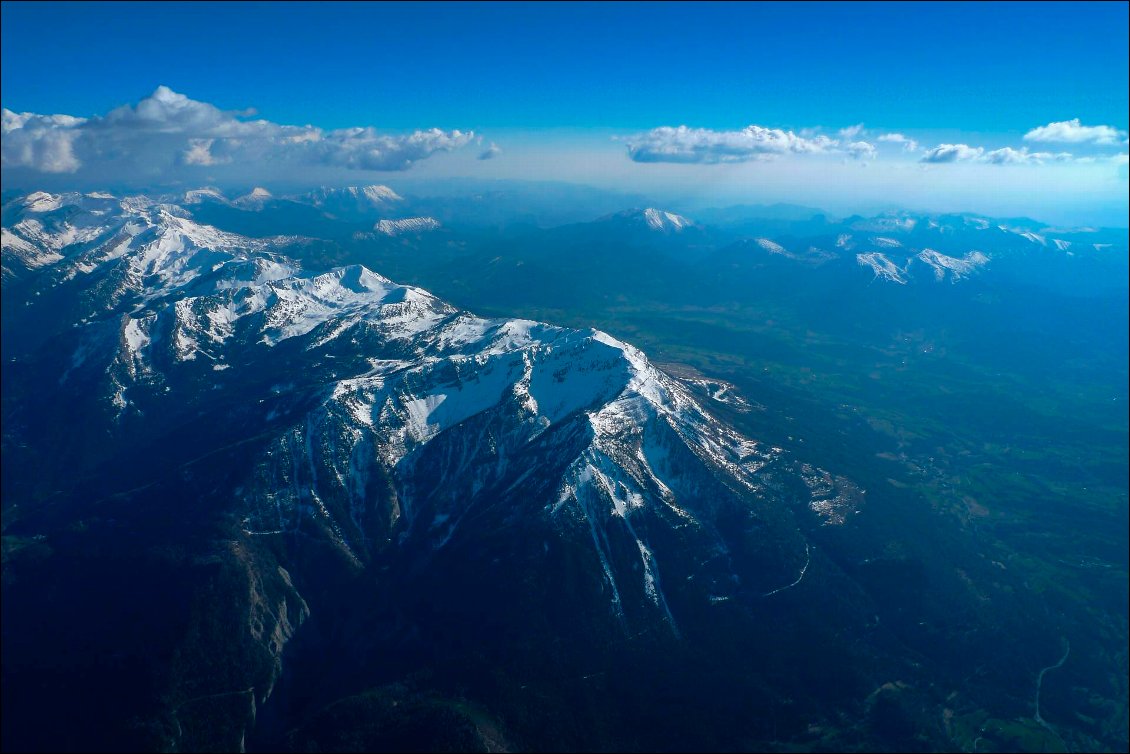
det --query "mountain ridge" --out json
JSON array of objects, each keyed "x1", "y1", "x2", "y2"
[
  {"x1": 2, "y1": 189, "x2": 1120, "y2": 753},
  {"x1": 3, "y1": 191, "x2": 867, "y2": 750}
]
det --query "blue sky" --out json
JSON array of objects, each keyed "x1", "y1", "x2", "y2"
[{"x1": 2, "y1": 1, "x2": 1128, "y2": 224}]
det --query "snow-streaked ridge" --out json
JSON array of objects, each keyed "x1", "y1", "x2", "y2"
[
  {"x1": 302, "y1": 185, "x2": 403, "y2": 209},
  {"x1": 6, "y1": 190, "x2": 844, "y2": 633},
  {"x1": 857, "y1": 252, "x2": 907, "y2": 284},
  {"x1": 374, "y1": 217, "x2": 441, "y2": 236},
  {"x1": 642, "y1": 208, "x2": 692, "y2": 231},
  {"x1": 914, "y1": 249, "x2": 990, "y2": 282}
]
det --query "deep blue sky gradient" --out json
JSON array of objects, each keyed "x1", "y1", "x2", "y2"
[
  {"x1": 3, "y1": 1, "x2": 1127, "y2": 133},
  {"x1": 3, "y1": 2, "x2": 1127, "y2": 225}
]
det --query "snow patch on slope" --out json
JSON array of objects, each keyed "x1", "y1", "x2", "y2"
[
  {"x1": 642, "y1": 208, "x2": 692, "y2": 231},
  {"x1": 753, "y1": 238, "x2": 788, "y2": 255},
  {"x1": 857, "y1": 252, "x2": 907, "y2": 284},
  {"x1": 915, "y1": 249, "x2": 989, "y2": 282},
  {"x1": 374, "y1": 217, "x2": 441, "y2": 236}
]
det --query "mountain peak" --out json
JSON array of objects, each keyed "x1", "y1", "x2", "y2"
[
  {"x1": 641, "y1": 207, "x2": 692, "y2": 231},
  {"x1": 599, "y1": 207, "x2": 694, "y2": 232},
  {"x1": 357, "y1": 185, "x2": 401, "y2": 202},
  {"x1": 233, "y1": 186, "x2": 274, "y2": 209},
  {"x1": 19, "y1": 191, "x2": 64, "y2": 212},
  {"x1": 183, "y1": 187, "x2": 228, "y2": 205}
]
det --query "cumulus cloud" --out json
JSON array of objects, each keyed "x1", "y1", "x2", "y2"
[
  {"x1": 877, "y1": 133, "x2": 919, "y2": 152},
  {"x1": 181, "y1": 138, "x2": 230, "y2": 166},
  {"x1": 1, "y1": 86, "x2": 476, "y2": 179},
  {"x1": 920, "y1": 143, "x2": 1080, "y2": 166},
  {"x1": 919, "y1": 144, "x2": 986, "y2": 163},
  {"x1": 982, "y1": 147, "x2": 1073, "y2": 165},
  {"x1": 478, "y1": 142, "x2": 502, "y2": 160},
  {"x1": 844, "y1": 141, "x2": 878, "y2": 160},
  {"x1": 625, "y1": 122, "x2": 1114, "y2": 168},
  {"x1": 316, "y1": 126, "x2": 475, "y2": 170},
  {"x1": 1, "y1": 109, "x2": 87, "y2": 173},
  {"x1": 1023, "y1": 118, "x2": 1127, "y2": 145},
  {"x1": 624, "y1": 124, "x2": 875, "y2": 163}
]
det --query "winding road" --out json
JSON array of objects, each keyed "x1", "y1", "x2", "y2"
[
  {"x1": 1034, "y1": 639, "x2": 1070, "y2": 729},
  {"x1": 763, "y1": 542, "x2": 811, "y2": 597}
]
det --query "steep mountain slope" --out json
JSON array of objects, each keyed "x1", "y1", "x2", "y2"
[
  {"x1": 2, "y1": 192, "x2": 855, "y2": 613},
  {"x1": 1, "y1": 192, "x2": 877, "y2": 751}
]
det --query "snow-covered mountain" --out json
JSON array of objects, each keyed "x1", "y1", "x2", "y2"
[
  {"x1": 641, "y1": 207, "x2": 693, "y2": 231},
  {"x1": 182, "y1": 186, "x2": 230, "y2": 205},
  {"x1": 1, "y1": 190, "x2": 309, "y2": 326},
  {"x1": 372, "y1": 216, "x2": 441, "y2": 236},
  {"x1": 832, "y1": 210, "x2": 1126, "y2": 274},
  {"x1": 855, "y1": 248, "x2": 990, "y2": 285},
  {"x1": 599, "y1": 207, "x2": 696, "y2": 233},
  {"x1": 4, "y1": 189, "x2": 1113, "y2": 752},
  {"x1": 4, "y1": 190, "x2": 843, "y2": 578},
  {"x1": 233, "y1": 186, "x2": 275, "y2": 210},
  {"x1": 3, "y1": 191, "x2": 870, "y2": 751},
  {"x1": 856, "y1": 251, "x2": 909, "y2": 284},
  {"x1": 913, "y1": 248, "x2": 990, "y2": 282},
  {"x1": 174, "y1": 184, "x2": 408, "y2": 223},
  {"x1": 296, "y1": 184, "x2": 404, "y2": 215}
]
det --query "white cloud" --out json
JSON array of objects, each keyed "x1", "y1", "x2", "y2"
[
  {"x1": 1023, "y1": 118, "x2": 1127, "y2": 145},
  {"x1": 1, "y1": 86, "x2": 476, "y2": 179},
  {"x1": 921, "y1": 143, "x2": 1081, "y2": 166},
  {"x1": 877, "y1": 133, "x2": 919, "y2": 152},
  {"x1": 625, "y1": 123, "x2": 1118, "y2": 168},
  {"x1": 624, "y1": 124, "x2": 874, "y2": 163},
  {"x1": 982, "y1": 147, "x2": 1072, "y2": 165},
  {"x1": 316, "y1": 126, "x2": 475, "y2": 170},
  {"x1": 845, "y1": 141, "x2": 877, "y2": 160},
  {"x1": 181, "y1": 138, "x2": 230, "y2": 166},
  {"x1": 478, "y1": 142, "x2": 502, "y2": 160},
  {"x1": 1112, "y1": 153, "x2": 1130, "y2": 166},
  {"x1": 1, "y1": 109, "x2": 86, "y2": 173},
  {"x1": 920, "y1": 144, "x2": 985, "y2": 163}
]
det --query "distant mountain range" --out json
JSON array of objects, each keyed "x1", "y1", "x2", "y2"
[{"x1": 159, "y1": 185, "x2": 1130, "y2": 294}]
